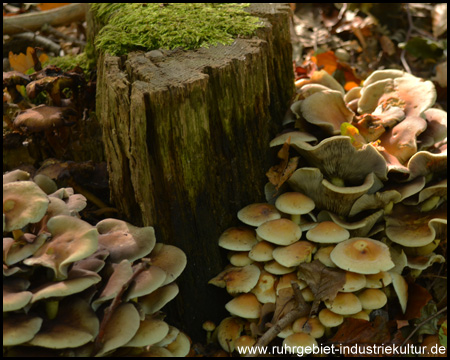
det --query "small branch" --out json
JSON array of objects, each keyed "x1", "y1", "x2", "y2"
[
  {"x1": 400, "y1": 3, "x2": 413, "y2": 74},
  {"x1": 245, "y1": 282, "x2": 311, "y2": 357},
  {"x1": 401, "y1": 306, "x2": 447, "y2": 347},
  {"x1": 3, "y1": 3, "x2": 89, "y2": 35},
  {"x1": 41, "y1": 24, "x2": 86, "y2": 49}
]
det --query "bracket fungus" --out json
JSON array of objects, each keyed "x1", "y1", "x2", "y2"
[{"x1": 3, "y1": 172, "x2": 189, "y2": 357}]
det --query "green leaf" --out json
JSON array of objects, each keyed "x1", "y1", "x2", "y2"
[
  {"x1": 403, "y1": 36, "x2": 444, "y2": 60},
  {"x1": 439, "y1": 320, "x2": 447, "y2": 348}
]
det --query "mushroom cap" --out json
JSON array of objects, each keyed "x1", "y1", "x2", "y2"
[
  {"x1": 340, "y1": 271, "x2": 366, "y2": 292},
  {"x1": 149, "y1": 243, "x2": 187, "y2": 286},
  {"x1": 125, "y1": 317, "x2": 169, "y2": 347},
  {"x1": 3, "y1": 181, "x2": 49, "y2": 232},
  {"x1": 225, "y1": 293, "x2": 261, "y2": 319},
  {"x1": 292, "y1": 316, "x2": 325, "y2": 338},
  {"x1": 4, "y1": 232, "x2": 49, "y2": 266},
  {"x1": 202, "y1": 321, "x2": 216, "y2": 332},
  {"x1": 365, "y1": 271, "x2": 392, "y2": 288},
  {"x1": 330, "y1": 238, "x2": 395, "y2": 274},
  {"x1": 306, "y1": 221, "x2": 350, "y2": 243},
  {"x1": 166, "y1": 331, "x2": 191, "y2": 357},
  {"x1": 208, "y1": 264, "x2": 260, "y2": 295},
  {"x1": 125, "y1": 264, "x2": 167, "y2": 300},
  {"x1": 272, "y1": 241, "x2": 316, "y2": 267},
  {"x1": 94, "y1": 302, "x2": 140, "y2": 356},
  {"x1": 325, "y1": 292, "x2": 362, "y2": 315},
  {"x1": 283, "y1": 332, "x2": 317, "y2": 354},
  {"x1": 256, "y1": 218, "x2": 302, "y2": 246},
  {"x1": 250, "y1": 271, "x2": 277, "y2": 304},
  {"x1": 139, "y1": 282, "x2": 179, "y2": 315},
  {"x1": 28, "y1": 297, "x2": 99, "y2": 349},
  {"x1": 275, "y1": 192, "x2": 315, "y2": 215},
  {"x1": 276, "y1": 273, "x2": 307, "y2": 295},
  {"x1": 3, "y1": 314, "x2": 43, "y2": 346},
  {"x1": 216, "y1": 317, "x2": 244, "y2": 353},
  {"x1": 218, "y1": 227, "x2": 258, "y2": 251},
  {"x1": 96, "y1": 218, "x2": 156, "y2": 263},
  {"x1": 248, "y1": 241, "x2": 275, "y2": 261},
  {"x1": 3, "y1": 278, "x2": 32, "y2": 312},
  {"x1": 264, "y1": 260, "x2": 296, "y2": 275},
  {"x1": 235, "y1": 335, "x2": 256, "y2": 351},
  {"x1": 228, "y1": 251, "x2": 253, "y2": 267},
  {"x1": 314, "y1": 245, "x2": 336, "y2": 268},
  {"x1": 24, "y1": 215, "x2": 99, "y2": 280},
  {"x1": 390, "y1": 272, "x2": 408, "y2": 313},
  {"x1": 318, "y1": 308, "x2": 344, "y2": 328},
  {"x1": 358, "y1": 288, "x2": 387, "y2": 310},
  {"x1": 237, "y1": 203, "x2": 281, "y2": 227}
]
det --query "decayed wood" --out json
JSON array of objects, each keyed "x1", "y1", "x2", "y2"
[{"x1": 93, "y1": 3, "x2": 294, "y2": 340}]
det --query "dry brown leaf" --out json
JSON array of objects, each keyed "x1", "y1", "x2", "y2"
[
  {"x1": 266, "y1": 138, "x2": 299, "y2": 190},
  {"x1": 272, "y1": 287, "x2": 296, "y2": 324},
  {"x1": 404, "y1": 282, "x2": 433, "y2": 320},
  {"x1": 298, "y1": 260, "x2": 346, "y2": 302}
]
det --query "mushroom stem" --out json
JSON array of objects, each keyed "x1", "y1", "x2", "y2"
[
  {"x1": 46, "y1": 300, "x2": 59, "y2": 320},
  {"x1": 291, "y1": 214, "x2": 301, "y2": 225}
]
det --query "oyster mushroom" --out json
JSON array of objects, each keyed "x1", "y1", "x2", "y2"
[
  {"x1": 125, "y1": 316, "x2": 170, "y2": 347},
  {"x1": 149, "y1": 243, "x2": 187, "y2": 286},
  {"x1": 3, "y1": 278, "x2": 32, "y2": 312},
  {"x1": 96, "y1": 218, "x2": 156, "y2": 263},
  {"x1": 139, "y1": 282, "x2": 179, "y2": 315},
  {"x1": 24, "y1": 215, "x2": 98, "y2": 280},
  {"x1": 3, "y1": 181, "x2": 49, "y2": 232},
  {"x1": 3, "y1": 314, "x2": 43, "y2": 346}
]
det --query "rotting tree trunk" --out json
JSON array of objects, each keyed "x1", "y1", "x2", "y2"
[{"x1": 91, "y1": 3, "x2": 294, "y2": 341}]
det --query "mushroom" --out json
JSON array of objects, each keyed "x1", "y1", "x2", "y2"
[
  {"x1": 202, "y1": 321, "x2": 216, "y2": 345},
  {"x1": 3, "y1": 180, "x2": 49, "y2": 232},
  {"x1": 13, "y1": 105, "x2": 77, "y2": 133},
  {"x1": 218, "y1": 227, "x2": 258, "y2": 251},
  {"x1": 248, "y1": 241, "x2": 275, "y2": 262},
  {"x1": 225, "y1": 293, "x2": 262, "y2": 319},
  {"x1": 340, "y1": 272, "x2": 366, "y2": 292},
  {"x1": 237, "y1": 203, "x2": 281, "y2": 227},
  {"x1": 234, "y1": 335, "x2": 256, "y2": 355},
  {"x1": 28, "y1": 297, "x2": 99, "y2": 349},
  {"x1": 228, "y1": 251, "x2": 254, "y2": 267},
  {"x1": 256, "y1": 218, "x2": 302, "y2": 246},
  {"x1": 358, "y1": 288, "x2": 387, "y2": 310},
  {"x1": 306, "y1": 221, "x2": 350, "y2": 244},
  {"x1": 139, "y1": 282, "x2": 179, "y2": 315},
  {"x1": 165, "y1": 331, "x2": 191, "y2": 357},
  {"x1": 318, "y1": 308, "x2": 343, "y2": 328},
  {"x1": 324, "y1": 292, "x2": 362, "y2": 315},
  {"x1": 275, "y1": 192, "x2": 315, "y2": 224},
  {"x1": 390, "y1": 272, "x2": 408, "y2": 313},
  {"x1": 3, "y1": 278, "x2": 32, "y2": 312},
  {"x1": 208, "y1": 264, "x2": 261, "y2": 295},
  {"x1": 272, "y1": 241, "x2": 316, "y2": 267},
  {"x1": 292, "y1": 316, "x2": 325, "y2": 338},
  {"x1": 330, "y1": 238, "x2": 395, "y2": 274},
  {"x1": 250, "y1": 271, "x2": 277, "y2": 303},
  {"x1": 124, "y1": 316, "x2": 170, "y2": 347},
  {"x1": 3, "y1": 314, "x2": 43, "y2": 346},
  {"x1": 24, "y1": 215, "x2": 99, "y2": 280},
  {"x1": 96, "y1": 218, "x2": 156, "y2": 263},
  {"x1": 216, "y1": 317, "x2": 245, "y2": 353},
  {"x1": 148, "y1": 243, "x2": 187, "y2": 286},
  {"x1": 283, "y1": 332, "x2": 317, "y2": 355}
]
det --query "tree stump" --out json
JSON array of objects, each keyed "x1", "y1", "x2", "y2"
[{"x1": 91, "y1": 3, "x2": 294, "y2": 340}]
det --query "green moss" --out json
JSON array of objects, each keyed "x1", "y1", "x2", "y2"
[
  {"x1": 43, "y1": 43, "x2": 96, "y2": 76},
  {"x1": 90, "y1": 3, "x2": 263, "y2": 56}
]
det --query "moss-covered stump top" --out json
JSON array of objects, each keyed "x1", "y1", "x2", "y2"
[{"x1": 90, "y1": 3, "x2": 263, "y2": 56}]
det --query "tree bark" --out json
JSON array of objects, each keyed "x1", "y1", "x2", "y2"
[{"x1": 91, "y1": 3, "x2": 294, "y2": 341}]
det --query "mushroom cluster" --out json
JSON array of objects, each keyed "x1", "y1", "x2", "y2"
[
  {"x1": 208, "y1": 69, "x2": 447, "y2": 353},
  {"x1": 3, "y1": 170, "x2": 190, "y2": 357}
]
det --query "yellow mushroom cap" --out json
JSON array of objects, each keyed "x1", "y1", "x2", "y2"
[
  {"x1": 324, "y1": 292, "x2": 362, "y2": 315},
  {"x1": 340, "y1": 272, "x2": 366, "y2": 292},
  {"x1": 237, "y1": 203, "x2": 281, "y2": 227},
  {"x1": 283, "y1": 332, "x2": 317, "y2": 355},
  {"x1": 272, "y1": 241, "x2": 316, "y2": 267},
  {"x1": 330, "y1": 238, "x2": 395, "y2": 274},
  {"x1": 365, "y1": 271, "x2": 392, "y2": 288},
  {"x1": 248, "y1": 241, "x2": 275, "y2": 261},
  {"x1": 358, "y1": 289, "x2": 387, "y2": 310},
  {"x1": 218, "y1": 227, "x2": 258, "y2": 251},
  {"x1": 225, "y1": 293, "x2": 261, "y2": 319},
  {"x1": 256, "y1": 218, "x2": 302, "y2": 246},
  {"x1": 292, "y1": 316, "x2": 325, "y2": 338},
  {"x1": 390, "y1": 272, "x2": 408, "y2": 313},
  {"x1": 306, "y1": 221, "x2": 350, "y2": 243},
  {"x1": 318, "y1": 308, "x2": 343, "y2": 328}
]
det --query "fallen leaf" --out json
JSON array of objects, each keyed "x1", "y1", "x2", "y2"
[
  {"x1": 266, "y1": 138, "x2": 299, "y2": 190},
  {"x1": 396, "y1": 319, "x2": 409, "y2": 330},
  {"x1": 439, "y1": 320, "x2": 447, "y2": 348},
  {"x1": 9, "y1": 47, "x2": 48, "y2": 74},
  {"x1": 311, "y1": 50, "x2": 338, "y2": 75},
  {"x1": 330, "y1": 316, "x2": 391, "y2": 345},
  {"x1": 272, "y1": 287, "x2": 296, "y2": 324},
  {"x1": 404, "y1": 283, "x2": 433, "y2": 320}
]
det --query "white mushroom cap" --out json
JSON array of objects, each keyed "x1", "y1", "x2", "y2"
[
  {"x1": 237, "y1": 203, "x2": 281, "y2": 227},
  {"x1": 218, "y1": 227, "x2": 258, "y2": 251},
  {"x1": 275, "y1": 192, "x2": 315, "y2": 221},
  {"x1": 225, "y1": 293, "x2": 261, "y2": 319},
  {"x1": 324, "y1": 292, "x2": 362, "y2": 315},
  {"x1": 330, "y1": 238, "x2": 395, "y2": 274},
  {"x1": 256, "y1": 218, "x2": 302, "y2": 246},
  {"x1": 306, "y1": 221, "x2": 350, "y2": 243}
]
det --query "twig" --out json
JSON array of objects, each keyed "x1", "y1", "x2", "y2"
[
  {"x1": 401, "y1": 306, "x2": 447, "y2": 347},
  {"x1": 92, "y1": 259, "x2": 151, "y2": 356},
  {"x1": 3, "y1": 3, "x2": 88, "y2": 35},
  {"x1": 400, "y1": 4, "x2": 414, "y2": 74},
  {"x1": 245, "y1": 282, "x2": 311, "y2": 357},
  {"x1": 41, "y1": 23, "x2": 86, "y2": 49}
]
